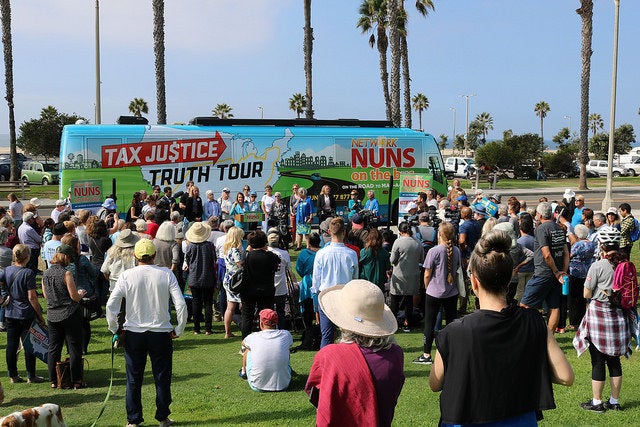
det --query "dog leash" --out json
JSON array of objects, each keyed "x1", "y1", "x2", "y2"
[{"x1": 90, "y1": 334, "x2": 118, "y2": 427}]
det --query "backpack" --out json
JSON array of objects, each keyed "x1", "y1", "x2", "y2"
[
  {"x1": 610, "y1": 260, "x2": 639, "y2": 310},
  {"x1": 629, "y1": 218, "x2": 640, "y2": 242},
  {"x1": 414, "y1": 226, "x2": 436, "y2": 256}
]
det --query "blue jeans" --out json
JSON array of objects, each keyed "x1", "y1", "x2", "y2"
[
  {"x1": 5, "y1": 317, "x2": 37, "y2": 379},
  {"x1": 124, "y1": 331, "x2": 173, "y2": 425},
  {"x1": 318, "y1": 305, "x2": 335, "y2": 348}
]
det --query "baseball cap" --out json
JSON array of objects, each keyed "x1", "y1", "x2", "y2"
[
  {"x1": 134, "y1": 239, "x2": 156, "y2": 258},
  {"x1": 56, "y1": 244, "x2": 75, "y2": 257},
  {"x1": 102, "y1": 198, "x2": 117, "y2": 210},
  {"x1": 259, "y1": 309, "x2": 278, "y2": 327},
  {"x1": 406, "y1": 202, "x2": 418, "y2": 211},
  {"x1": 53, "y1": 222, "x2": 68, "y2": 236},
  {"x1": 222, "y1": 187, "x2": 230, "y2": 192},
  {"x1": 55, "y1": 199, "x2": 66, "y2": 206},
  {"x1": 418, "y1": 211, "x2": 430, "y2": 222},
  {"x1": 267, "y1": 232, "x2": 280, "y2": 246},
  {"x1": 491, "y1": 194, "x2": 502, "y2": 203},
  {"x1": 29, "y1": 197, "x2": 42, "y2": 207},
  {"x1": 456, "y1": 195, "x2": 468, "y2": 202},
  {"x1": 472, "y1": 204, "x2": 488, "y2": 217},
  {"x1": 606, "y1": 207, "x2": 618, "y2": 215},
  {"x1": 22, "y1": 211, "x2": 35, "y2": 222},
  {"x1": 250, "y1": 191, "x2": 257, "y2": 196}
]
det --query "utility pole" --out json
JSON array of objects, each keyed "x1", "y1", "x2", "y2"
[{"x1": 460, "y1": 94, "x2": 476, "y2": 156}]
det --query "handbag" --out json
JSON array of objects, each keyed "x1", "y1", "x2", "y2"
[
  {"x1": 456, "y1": 266, "x2": 466, "y2": 298},
  {"x1": 56, "y1": 358, "x2": 72, "y2": 389},
  {"x1": 80, "y1": 295, "x2": 101, "y2": 321},
  {"x1": 228, "y1": 265, "x2": 246, "y2": 294}
]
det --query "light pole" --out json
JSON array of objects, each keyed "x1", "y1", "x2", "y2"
[
  {"x1": 460, "y1": 94, "x2": 476, "y2": 156},
  {"x1": 258, "y1": 106, "x2": 264, "y2": 119},
  {"x1": 602, "y1": 0, "x2": 620, "y2": 212},
  {"x1": 563, "y1": 115, "x2": 572, "y2": 134},
  {"x1": 449, "y1": 107, "x2": 456, "y2": 153},
  {"x1": 95, "y1": 0, "x2": 101, "y2": 124}
]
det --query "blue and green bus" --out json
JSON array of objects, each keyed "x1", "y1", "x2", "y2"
[{"x1": 60, "y1": 117, "x2": 447, "y2": 223}]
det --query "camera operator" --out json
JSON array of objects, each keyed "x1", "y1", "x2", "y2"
[
  {"x1": 403, "y1": 202, "x2": 419, "y2": 226},
  {"x1": 347, "y1": 213, "x2": 369, "y2": 249}
]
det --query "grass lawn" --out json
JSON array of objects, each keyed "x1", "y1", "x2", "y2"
[{"x1": 1, "y1": 232, "x2": 640, "y2": 425}]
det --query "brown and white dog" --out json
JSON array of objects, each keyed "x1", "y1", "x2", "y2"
[{"x1": 0, "y1": 403, "x2": 66, "y2": 427}]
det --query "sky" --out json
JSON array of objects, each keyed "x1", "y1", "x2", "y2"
[{"x1": 1, "y1": 0, "x2": 639, "y2": 146}]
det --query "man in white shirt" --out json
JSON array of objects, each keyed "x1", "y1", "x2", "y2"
[
  {"x1": 218, "y1": 187, "x2": 233, "y2": 220},
  {"x1": 50, "y1": 199, "x2": 67, "y2": 223},
  {"x1": 267, "y1": 232, "x2": 291, "y2": 330},
  {"x1": 106, "y1": 239, "x2": 187, "y2": 427},
  {"x1": 312, "y1": 217, "x2": 358, "y2": 348},
  {"x1": 239, "y1": 309, "x2": 293, "y2": 392}
]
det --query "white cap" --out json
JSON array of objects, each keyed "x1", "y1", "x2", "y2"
[{"x1": 406, "y1": 202, "x2": 418, "y2": 211}]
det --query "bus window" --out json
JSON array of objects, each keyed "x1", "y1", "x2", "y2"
[{"x1": 428, "y1": 155, "x2": 445, "y2": 186}]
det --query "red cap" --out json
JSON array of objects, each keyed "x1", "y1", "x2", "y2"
[{"x1": 259, "y1": 309, "x2": 278, "y2": 327}]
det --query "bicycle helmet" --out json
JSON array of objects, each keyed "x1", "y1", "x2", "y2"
[{"x1": 598, "y1": 226, "x2": 621, "y2": 245}]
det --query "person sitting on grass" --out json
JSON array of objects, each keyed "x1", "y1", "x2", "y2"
[
  {"x1": 239, "y1": 309, "x2": 293, "y2": 392},
  {"x1": 429, "y1": 230, "x2": 574, "y2": 425}
]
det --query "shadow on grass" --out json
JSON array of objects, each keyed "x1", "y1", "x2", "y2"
[
  {"x1": 404, "y1": 369, "x2": 430, "y2": 378},
  {"x1": 288, "y1": 371, "x2": 309, "y2": 392},
  {"x1": 183, "y1": 407, "x2": 317, "y2": 425}
]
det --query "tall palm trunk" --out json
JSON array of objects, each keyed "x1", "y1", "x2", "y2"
[
  {"x1": 387, "y1": 0, "x2": 401, "y2": 126},
  {"x1": 577, "y1": 1, "x2": 593, "y2": 190},
  {"x1": 539, "y1": 117, "x2": 544, "y2": 142},
  {"x1": 0, "y1": 0, "x2": 17, "y2": 180},
  {"x1": 153, "y1": 0, "x2": 166, "y2": 124},
  {"x1": 418, "y1": 110, "x2": 423, "y2": 131},
  {"x1": 376, "y1": 27, "x2": 391, "y2": 121},
  {"x1": 303, "y1": 0, "x2": 314, "y2": 119},
  {"x1": 401, "y1": 35, "x2": 411, "y2": 128}
]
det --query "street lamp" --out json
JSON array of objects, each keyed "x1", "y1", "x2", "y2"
[
  {"x1": 95, "y1": 0, "x2": 101, "y2": 124},
  {"x1": 449, "y1": 107, "x2": 456, "y2": 153},
  {"x1": 258, "y1": 106, "x2": 264, "y2": 119},
  {"x1": 602, "y1": 0, "x2": 620, "y2": 212},
  {"x1": 460, "y1": 94, "x2": 476, "y2": 156},
  {"x1": 563, "y1": 115, "x2": 572, "y2": 134}
]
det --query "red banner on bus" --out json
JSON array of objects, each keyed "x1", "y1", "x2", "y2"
[{"x1": 101, "y1": 133, "x2": 227, "y2": 168}]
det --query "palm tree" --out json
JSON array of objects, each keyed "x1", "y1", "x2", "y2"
[
  {"x1": 400, "y1": 0, "x2": 434, "y2": 128},
  {"x1": 0, "y1": 0, "x2": 18, "y2": 180},
  {"x1": 289, "y1": 93, "x2": 306, "y2": 119},
  {"x1": 212, "y1": 103, "x2": 234, "y2": 119},
  {"x1": 534, "y1": 101, "x2": 550, "y2": 141},
  {"x1": 303, "y1": 0, "x2": 314, "y2": 119},
  {"x1": 577, "y1": 1, "x2": 593, "y2": 190},
  {"x1": 438, "y1": 133, "x2": 448, "y2": 151},
  {"x1": 129, "y1": 98, "x2": 149, "y2": 117},
  {"x1": 387, "y1": 0, "x2": 401, "y2": 126},
  {"x1": 357, "y1": 0, "x2": 390, "y2": 121},
  {"x1": 588, "y1": 113, "x2": 603, "y2": 137},
  {"x1": 475, "y1": 112, "x2": 494, "y2": 143},
  {"x1": 411, "y1": 93, "x2": 429, "y2": 130},
  {"x1": 152, "y1": 0, "x2": 166, "y2": 124}
]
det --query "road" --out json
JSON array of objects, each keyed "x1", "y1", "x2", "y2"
[{"x1": 479, "y1": 186, "x2": 640, "y2": 214}]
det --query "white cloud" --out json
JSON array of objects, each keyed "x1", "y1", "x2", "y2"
[{"x1": 13, "y1": 0, "x2": 292, "y2": 53}]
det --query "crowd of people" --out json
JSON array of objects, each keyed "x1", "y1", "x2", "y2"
[{"x1": 0, "y1": 179, "x2": 638, "y2": 425}]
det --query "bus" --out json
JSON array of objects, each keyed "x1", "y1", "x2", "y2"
[{"x1": 59, "y1": 117, "x2": 447, "y2": 224}]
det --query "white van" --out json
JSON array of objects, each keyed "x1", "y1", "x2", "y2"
[{"x1": 444, "y1": 157, "x2": 474, "y2": 178}]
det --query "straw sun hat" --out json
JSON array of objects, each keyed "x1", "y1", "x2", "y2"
[
  {"x1": 319, "y1": 279, "x2": 397, "y2": 338},
  {"x1": 185, "y1": 222, "x2": 211, "y2": 244}
]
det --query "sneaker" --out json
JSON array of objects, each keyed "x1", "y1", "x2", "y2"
[
  {"x1": 402, "y1": 326, "x2": 411, "y2": 333},
  {"x1": 238, "y1": 369, "x2": 247, "y2": 380},
  {"x1": 10, "y1": 376, "x2": 24, "y2": 383},
  {"x1": 158, "y1": 419, "x2": 175, "y2": 427},
  {"x1": 412, "y1": 354, "x2": 433, "y2": 365},
  {"x1": 603, "y1": 401, "x2": 622, "y2": 411},
  {"x1": 27, "y1": 376, "x2": 45, "y2": 384},
  {"x1": 580, "y1": 400, "x2": 606, "y2": 413}
]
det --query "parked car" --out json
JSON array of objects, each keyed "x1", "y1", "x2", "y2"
[
  {"x1": 554, "y1": 162, "x2": 600, "y2": 179},
  {"x1": 445, "y1": 157, "x2": 475, "y2": 178},
  {"x1": 622, "y1": 158, "x2": 640, "y2": 176},
  {"x1": 0, "y1": 162, "x2": 10, "y2": 181},
  {"x1": 20, "y1": 161, "x2": 59, "y2": 185},
  {"x1": 586, "y1": 159, "x2": 626, "y2": 178}
]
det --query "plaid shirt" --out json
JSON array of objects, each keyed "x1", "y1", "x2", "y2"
[
  {"x1": 619, "y1": 214, "x2": 635, "y2": 249},
  {"x1": 573, "y1": 299, "x2": 636, "y2": 358}
]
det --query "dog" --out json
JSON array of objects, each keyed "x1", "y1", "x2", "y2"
[{"x1": 0, "y1": 403, "x2": 66, "y2": 427}]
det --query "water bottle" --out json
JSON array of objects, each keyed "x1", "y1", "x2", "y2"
[{"x1": 562, "y1": 275, "x2": 570, "y2": 296}]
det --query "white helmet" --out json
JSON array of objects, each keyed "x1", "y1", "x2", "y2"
[{"x1": 598, "y1": 226, "x2": 621, "y2": 246}]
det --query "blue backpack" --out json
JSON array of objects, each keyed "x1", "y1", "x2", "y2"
[{"x1": 630, "y1": 218, "x2": 640, "y2": 242}]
